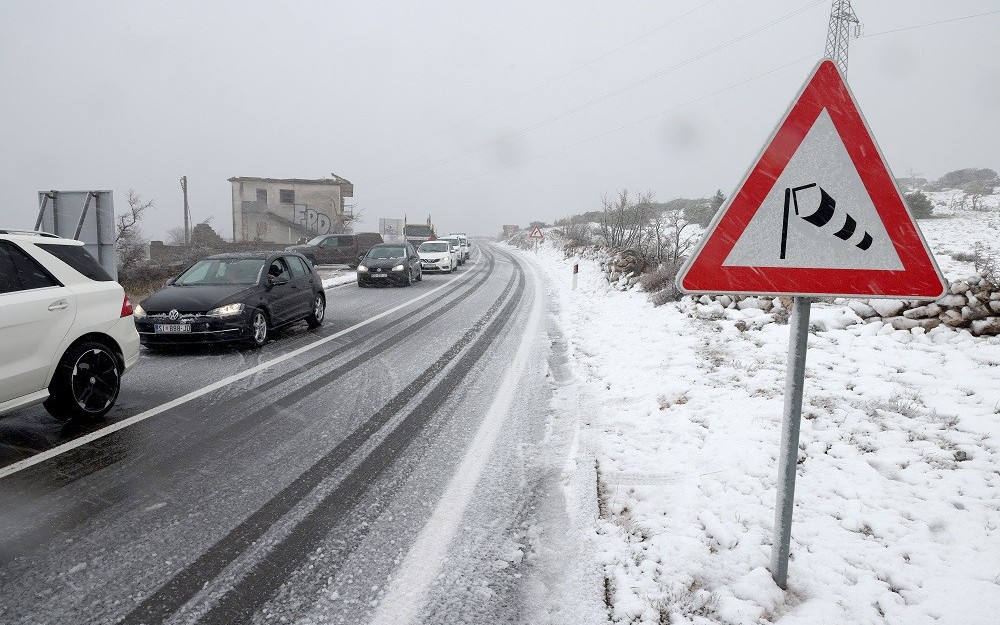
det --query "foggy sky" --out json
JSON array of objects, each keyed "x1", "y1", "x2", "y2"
[{"x1": 1, "y1": 0, "x2": 997, "y2": 240}]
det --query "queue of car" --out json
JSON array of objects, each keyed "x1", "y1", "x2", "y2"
[{"x1": 0, "y1": 227, "x2": 471, "y2": 421}]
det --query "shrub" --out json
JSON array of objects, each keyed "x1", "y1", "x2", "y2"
[
  {"x1": 640, "y1": 261, "x2": 683, "y2": 306},
  {"x1": 904, "y1": 190, "x2": 934, "y2": 219}
]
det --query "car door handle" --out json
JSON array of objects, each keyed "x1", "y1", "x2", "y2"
[{"x1": 48, "y1": 300, "x2": 69, "y2": 311}]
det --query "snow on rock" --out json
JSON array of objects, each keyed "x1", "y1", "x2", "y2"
[
  {"x1": 520, "y1": 231, "x2": 1000, "y2": 625},
  {"x1": 868, "y1": 298, "x2": 906, "y2": 317}
]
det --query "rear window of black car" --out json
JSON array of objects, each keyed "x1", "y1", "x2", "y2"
[{"x1": 37, "y1": 243, "x2": 113, "y2": 281}]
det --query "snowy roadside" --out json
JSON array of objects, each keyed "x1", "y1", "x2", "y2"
[
  {"x1": 319, "y1": 268, "x2": 356, "y2": 289},
  {"x1": 516, "y1": 228, "x2": 1000, "y2": 624}
]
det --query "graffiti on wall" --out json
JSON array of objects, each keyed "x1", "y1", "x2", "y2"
[{"x1": 293, "y1": 204, "x2": 332, "y2": 235}]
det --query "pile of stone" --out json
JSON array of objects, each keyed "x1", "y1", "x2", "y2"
[
  {"x1": 860, "y1": 272, "x2": 1000, "y2": 336},
  {"x1": 601, "y1": 249, "x2": 648, "y2": 291},
  {"x1": 684, "y1": 272, "x2": 1000, "y2": 337}
]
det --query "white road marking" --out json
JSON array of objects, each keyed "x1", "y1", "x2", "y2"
[
  {"x1": 0, "y1": 253, "x2": 483, "y2": 480},
  {"x1": 368, "y1": 254, "x2": 543, "y2": 625}
]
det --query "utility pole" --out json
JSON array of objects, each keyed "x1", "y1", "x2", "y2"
[
  {"x1": 824, "y1": 0, "x2": 861, "y2": 74},
  {"x1": 180, "y1": 176, "x2": 191, "y2": 245}
]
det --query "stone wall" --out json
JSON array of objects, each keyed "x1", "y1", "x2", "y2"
[{"x1": 685, "y1": 271, "x2": 1000, "y2": 337}]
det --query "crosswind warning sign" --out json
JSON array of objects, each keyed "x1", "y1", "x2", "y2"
[{"x1": 677, "y1": 60, "x2": 945, "y2": 299}]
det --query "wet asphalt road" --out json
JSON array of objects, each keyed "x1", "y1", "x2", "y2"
[{"x1": 0, "y1": 244, "x2": 568, "y2": 625}]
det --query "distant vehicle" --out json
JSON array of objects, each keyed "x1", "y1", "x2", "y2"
[
  {"x1": 445, "y1": 233, "x2": 470, "y2": 260},
  {"x1": 134, "y1": 251, "x2": 325, "y2": 349},
  {"x1": 404, "y1": 223, "x2": 435, "y2": 248},
  {"x1": 417, "y1": 240, "x2": 459, "y2": 273},
  {"x1": 0, "y1": 230, "x2": 140, "y2": 420},
  {"x1": 357, "y1": 242, "x2": 422, "y2": 287},
  {"x1": 285, "y1": 232, "x2": 383, "y2": 267},
  {"x1": 440, "y1": 237, "x2": 465, "y2": 266}
]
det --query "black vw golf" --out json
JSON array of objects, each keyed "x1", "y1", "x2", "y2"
[{"x1": 134, "y1": 252, "x2": 325, "y2": 348}]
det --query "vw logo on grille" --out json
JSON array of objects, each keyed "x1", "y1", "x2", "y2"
[{"x1": 168, "y1": 309, "x2": 180, "y2": 321}]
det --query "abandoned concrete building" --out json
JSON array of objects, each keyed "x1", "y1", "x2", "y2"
[{"x1": 229, "y1": 175, "x2": 354, "y2": 243}]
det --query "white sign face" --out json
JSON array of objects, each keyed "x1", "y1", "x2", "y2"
[{"x1": 723, "y1": 110, "x2": 903, "y2": 271}]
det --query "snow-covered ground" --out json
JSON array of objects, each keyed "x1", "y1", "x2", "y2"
[
  {"x1": 319, "y1": 268, "x2": 357, "y2": 289},
  {"x1": 521, "y1": 205, "x2": 1000, "y2": 624}
]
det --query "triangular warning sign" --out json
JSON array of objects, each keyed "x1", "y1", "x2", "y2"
[
  {"x1": 677, "y1": 60, "x2": 945, "y2": 299},
  {"x1": 529, "y1": 226, "x2": 544, "y2": 239}
]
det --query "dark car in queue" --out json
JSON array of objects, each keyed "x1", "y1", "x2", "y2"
[
  {"x1": 133, "y1": 252, "x2": 325, "y2": 348},
  {"x1": 357, "y1": 242, "x2": 422, "y2": 287}
]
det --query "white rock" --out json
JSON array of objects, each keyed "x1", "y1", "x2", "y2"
[
  {"x1": 736, "y1": 296, "x2": 766, "y2": 311},
  {"x1": 848, "y1": 300, "x2": 877, "y2": 318},
  {"x1": 971, "y1": 318, "x2": 1000, "y2": 336},
  {"x1": 951, "y1": 281, "x2": 971, "y2": 295},
  {"x1": 937, "y1": 294, "x2": 966, "y2": 307},
  {"x1": 869, "y1": 298, "x2": 905, "y2": 317}
]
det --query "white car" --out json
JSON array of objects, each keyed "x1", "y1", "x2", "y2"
[
  {"x1": 440, "y1": 236, "x2": 465, "y2": 266},
  {"x1": 417, "y1": 240, "x2": 459, "y2": 273},
  {"x1": 0, "y1": 230, "x2": 140, "y2": 420},
  {"x1": 445, "y1": 233, "x2": 470, "y2": 260}
]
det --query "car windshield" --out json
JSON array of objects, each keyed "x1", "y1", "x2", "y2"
[
  {"x1": 419, "y1": 242, "x2": 450, "y2": 253},
  {"x1": 173, "y1": 258, "x2": 266, "y2": 286},
  {"x1": 306, "y1": 235, "x2": 326, "y2": 245},
  {"x1": 366, "y1": 246, "x2": 405, "y2": 259},
  {"x1": 442, "y1": 238, "x2": 460, "y2": 247}
]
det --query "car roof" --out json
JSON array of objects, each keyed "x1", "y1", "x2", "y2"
[{"x1": 0, "y1": 230, "x2": 81, "y2": 244}]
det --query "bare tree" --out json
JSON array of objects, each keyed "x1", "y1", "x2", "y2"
[
  {"x1": 164, "y1": 226, "x2": 187, "y2": 246},
  {"x1": 116, "y1": 189, "x2": 154, "y2": 272},
  {"x1": 342, "y1": 205, "x2": 365, "y2": 233},
  {"x1": 599, "y1": 189, "x2": 653, "y2": 249}
]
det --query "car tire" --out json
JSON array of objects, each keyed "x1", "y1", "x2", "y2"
[
  {"x1": 44, "y1": 341, "x2": 121, "y2": 421},
  {"x1": 358, "y1": 280, "x2": 366, "y2": 288},
  {"x1": 246, "y1": 309, "x2": 269, "y2": 348},
  {"x1": 306, "y1": 293, "x2": 325, "y2": 328},
  {"x1": 403, "y1": 269, "x2": 412, "y2": 287},
  {"x1": 416, "y1": 267, "x2": 422, "y2": 282}
]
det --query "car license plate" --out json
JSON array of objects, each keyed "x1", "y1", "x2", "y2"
[
  {"x1": 371, "y1": 272, "x2": 388, "y2": 278},
  {"x1": 154, "y1": 323, "x2": 192, "y2": 333}
]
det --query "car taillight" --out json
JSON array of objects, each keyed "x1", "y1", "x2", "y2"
[{"x1": 121, "y1": 295, "x2": 134, "y2": 317}]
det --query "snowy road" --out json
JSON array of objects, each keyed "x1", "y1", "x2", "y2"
[{"x1": 0, "y1": 244, "x2": 585, "y2": 625}]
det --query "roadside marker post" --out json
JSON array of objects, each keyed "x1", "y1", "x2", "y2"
[
  {"x1": 676, "y1": 59, "x2": 945, "y2": 590},
  {"x1": 572, "y1": 263, "x2": 579, "y2": 290}
]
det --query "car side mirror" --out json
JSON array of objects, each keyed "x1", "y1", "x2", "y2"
[{"x1": 358, "y1": 254, "x2": 365, "y2": 262}]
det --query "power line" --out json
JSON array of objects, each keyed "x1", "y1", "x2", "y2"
[
  {"x1": 365, "y1": 1, "x2": 824, "y2": 188},
  {"x1": 860, "y1": 9, "x2": 1000, "y2": 38},
  {"x1": 365, "y1": 51, "x2": 822, "y2": 208},
  {"x1": 357, "y1": 0, "x2": 719, "y2": 167}
]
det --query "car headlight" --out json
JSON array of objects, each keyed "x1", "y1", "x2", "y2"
[
  {"x1": 392, "y1": 264, "x2": 405, "y2": 271},
  {"x1": 357, "y1": 264, "x2": 369, "y2": 272},
  {"x1": 133, "y1": 304, "x2": 146, "y2": 318},
  {"x1": 208, "y1": 303, "x2": 245, "y2": 317}
]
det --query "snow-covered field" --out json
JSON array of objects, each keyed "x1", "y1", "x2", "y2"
[{"x1": 523, "y1": 205, "x2": 1000, "y2": 624}]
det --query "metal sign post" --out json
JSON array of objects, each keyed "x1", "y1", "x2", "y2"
[{"x1": 770, "y1": 295, "x2": 811, "y2": 589}]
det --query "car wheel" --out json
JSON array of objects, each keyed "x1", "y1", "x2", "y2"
[
  {"x1": 358, "y1": 280, "x2": 367, "y2": 288},
  {"x1": 403, "y1": 269, "x2": 412, "y2": 287},
  {"x1": 306, "y1": 293, "x2": 325, "y2": 328},
  {"x1": 416, "y1": 266, "x2": 422, "y2": 282},
  {"x1": 246, "y1": 309, "x2": 269, "y2": 348},
  {"x1": 44, "y1": 341, "x2": 121, "y2": 421}
]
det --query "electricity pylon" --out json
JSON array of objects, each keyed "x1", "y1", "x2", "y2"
[{"x1": 824, "y1": 0, "x2": 861, "y2": 73}]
